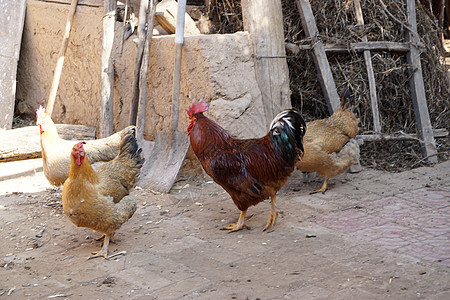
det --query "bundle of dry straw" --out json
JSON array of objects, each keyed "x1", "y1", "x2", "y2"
[{"x1": 211, "y1": 0, "x2": 449, "y2": 170}]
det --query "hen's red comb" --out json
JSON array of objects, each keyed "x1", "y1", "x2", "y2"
[{"x1": 76, "y1": 141, "x2": 86, "y2": 149}]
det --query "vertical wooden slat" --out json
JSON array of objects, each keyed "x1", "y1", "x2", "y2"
[
  {"x1": 99, "y1": 0, "x2": 116, "y2": 138},
  {"x1": 353, "y1": 0, "x2": 381, "y2": 133},
  {"x1": 405, "y1": 0, "x2": 438, "y2": 163},
  {"x1": 241, "y1": 0, "x2": 291, "y2": 129},
  {"x1": 295, "y1": 0, "x2": 340, "y2": 113}
]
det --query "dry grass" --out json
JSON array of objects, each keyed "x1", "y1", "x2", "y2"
[{"x1": 209, "y1": 0, "x2": 449, "y2": 171}]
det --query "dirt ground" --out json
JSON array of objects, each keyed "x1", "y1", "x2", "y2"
[{"x1": 0, "y1": 158, "x2": 449, "y2": 299}]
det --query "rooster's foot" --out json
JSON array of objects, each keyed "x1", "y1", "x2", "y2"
[
  {"x1": 263, "y1": 210, "x2": 279, "y2": 231},
  {"x1": 223, "y1": 210, "x2": 247, "y2": 232},
  {"x1": 224, "y1": 223, "x2": 248, "y2": 232}
]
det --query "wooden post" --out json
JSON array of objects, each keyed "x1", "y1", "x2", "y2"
[
  {"x1": 0, "y1": 0, "x2": 27, "y2": 129},
  {"x1": 405, "y1": 0, "x2": 438, "y2": 163},
  {"x1": 295, "y1": 0, "x2": 340, "y2": 113},
  {"x1": 353, "y1": 0, "x2": 381, "y2": 133},
  {"x1": 241, "y1": 0, "x2": 291, "y2": 128},
  {"x1": 99, "y1": 0, "x2": 116, "y2": 138}
]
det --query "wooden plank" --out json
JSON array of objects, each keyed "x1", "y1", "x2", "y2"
[
  {"x1": 99, "y1": 0, "x2": 116, "y2": 138},
  {"x1": 295, "y1": 41, "x2": 412, "y2": 53},
  {"x1": 0, "y1": 125, "x2": 96, "y2": 162},
  {"x1": 0, "y1": 0, "x2": 26, "y2": 129},
  {"x1": 241, "y1": 0, "x2": 292, "y2": 129},
  {"x1": 354, "y1": 0, "x2": 381, "y2": 133},
  {"x1": 405, "y1": 0, "x2": 438, "y2": 163},
  {"x1": 357, "y1": 128, "x2": 448, "y2": 142},
  {"x1": 155, "y1": 0, "x2": 200, "y2": 35},
  {"x1": 295, "y1": 0, "x2": 340, "y2": 113},
  {"x1": 41, "y1": 0, "x2": 102, "y2": 7}
]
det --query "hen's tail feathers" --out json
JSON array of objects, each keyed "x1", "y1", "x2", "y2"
[
  {"x1": 339, "y1": 87, "x2": 356, "y2": 114},
  {"x1": 331, "y1": 139, "x2": 360, "y2": 171},
  {"x1": 118, "y1": 133, "x2": 145, "y2": 174},
  {"x1": 269, "y1": 109, "x2": 307, "y2": 165}
]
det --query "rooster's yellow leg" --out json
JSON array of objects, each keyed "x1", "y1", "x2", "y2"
[
  {"x1": 263, "y1": 195, "x2": 278, "y2": 231},
  {"x1": 225, "y1": 210, "x2": 248, "y2": 232},
  {"x1": 89, "y1": 233, "x2": 111, "y2": 259},
  {"x1": 310, "y1": 177, "x2": 328, "y2": 194}
]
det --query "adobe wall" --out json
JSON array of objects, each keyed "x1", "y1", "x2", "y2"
[{"x1": 17, "y1": 0, "x2": 267, "y2": 142}]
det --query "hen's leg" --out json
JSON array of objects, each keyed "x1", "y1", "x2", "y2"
[
  {"x1": 94, "y1": 232, "x2": 115, "y2": 243},
  {"x1": 89, "y1": 234, "x2": 111, "y2": 259},
  {"x1": 310, "y1": 177, "x2": 328, "y2": 194},
  {"x1": 263, "y1": 194, "x2": 278, "y2": 231},
  {"x1": 224, "y1": 210, "x2": 248, "y2": 232}
]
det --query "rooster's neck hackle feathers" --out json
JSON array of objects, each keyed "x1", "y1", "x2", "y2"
[{"x1": 269, "y1": 109, "x2": 306, "y2": 165}]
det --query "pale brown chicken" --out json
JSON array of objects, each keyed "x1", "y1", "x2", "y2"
[
  {"x1": 36, "y1": 106, "x2": 135, "y2": 186},
  {"x1": 296, "y1": 90, "x2": 360, "y2": 194},
  {"x1": 62, "y1": 133, "x2": 144, "y2": 259}
]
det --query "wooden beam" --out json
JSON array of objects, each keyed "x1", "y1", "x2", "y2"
[
  {"x1": 354, "y1": 0, "x2": 381, "y2": 133},
  {"x1": 294, "y1": 41, "x2": 412, "y2": 53},
  {"x1": 99, "y1": 0, "x2": 116, "y2": 138},
  {"x1": 357, "y1": 128, "x2": 448, "y2": 142},
  {"x1": 405, "y1": 0, "x2": 438, "y2": 163},
  {"x1": 295, "y1": 0, "x2": 340, "y2": 113}
]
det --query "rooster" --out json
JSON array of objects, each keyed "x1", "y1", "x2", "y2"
[
  {"x1": 296, "y1": 89, "x2": 360, "y2": 194},
  {"x1": 36, "y1": 106, "x2": 135, "y2": 186},
  {"x1": 187, "y1": 100, "x2": 306, "y2": 232},
  {"x1": 62, "y1": 132, "x2": 144, "y2": 259}
]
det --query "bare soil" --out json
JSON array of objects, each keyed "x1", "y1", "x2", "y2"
[{"x1": 0, "y1": 158, "x2": 449, "y2": 299}]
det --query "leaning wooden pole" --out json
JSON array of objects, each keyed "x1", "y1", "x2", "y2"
[
  {"x1": 295, "y1": 0, "x2": 340, "y2": 113},
  {"x1": 46, "y1": 0, "x2": 78, "y2": 117},
  {"x1": 405, "y1": 0, "x2": 438, "y2": 163},
  {"x1": 99, "y1": 0, "x2": 117, "y2": 138}
]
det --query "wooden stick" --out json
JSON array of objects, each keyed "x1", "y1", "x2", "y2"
[
  {"x1": 353, "y1": 0, "x2": 381, "y2": 133},
  {"x1": 136, "y1": 0, "x2": 157, "y2": 140},
  {"x1": 45, "y1": 0, "x2": 78, "y2": 117},
  {"x1": 129, "y1": 0, "x2": 149, "y2": 128},
  {"x1": 171, "y1": 0, "x2": 187, "y2": 136},
  {"x1": 99, "y1": 0, "x2": 116, "y2": 138}
]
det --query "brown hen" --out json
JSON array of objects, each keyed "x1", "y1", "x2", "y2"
[
  {"x1": 296, "y1": 89, "x2": 360, "y2": 194},
  {"x1": 62, "y1": 133, "x2": 144, "y2": 259}
]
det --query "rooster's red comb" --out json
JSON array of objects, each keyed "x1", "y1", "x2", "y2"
[{"x1": 187, "y1": 99, "x2": 209, "y2": 118}]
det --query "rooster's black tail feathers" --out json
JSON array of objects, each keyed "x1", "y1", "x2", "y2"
[{"x1": 269, "y1": 109, "x2": 307, "y2": 165}]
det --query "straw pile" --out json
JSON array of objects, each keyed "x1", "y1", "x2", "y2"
[{"x1": 209, "y1": 0, "x2": 449, "y2": 171}]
